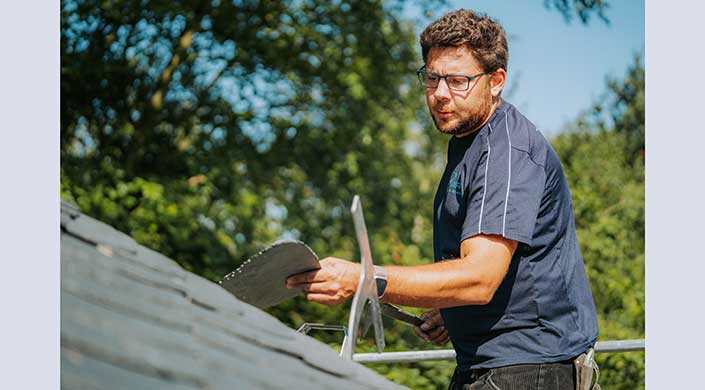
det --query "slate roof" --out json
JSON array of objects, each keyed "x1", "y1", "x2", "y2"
[{"x1": 60, "y1": 200, "x2": 407, "y2": 389}]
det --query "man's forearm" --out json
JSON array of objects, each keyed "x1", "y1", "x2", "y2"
[
  {"x1": 380, "y1": 258, "x2": 496, "y2": 308},
  {"x1": 286, "y1": 234, "x2": 515, "y2": 308}
]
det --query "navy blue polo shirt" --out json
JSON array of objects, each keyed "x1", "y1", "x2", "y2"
[{"x1": 433, "y1": 100, "x2": 598, "y2": 369}]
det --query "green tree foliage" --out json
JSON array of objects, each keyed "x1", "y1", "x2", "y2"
[
  {"x1": 61, "y1": 1, "x2": 641, "y2": 389},
  {"x1": 544, "y1": 0, "x2": 611, "y2": 24},
  {"x1": 61, "y1": 0, "x2": 445, "y2": 282}
]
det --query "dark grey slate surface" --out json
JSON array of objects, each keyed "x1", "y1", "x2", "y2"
[
  {"x1": 220, "y1": 240, "x2": 321, "y2": 309},
  {"x1": 60, "y1": 201, "x2": 407, "y2": 390}
]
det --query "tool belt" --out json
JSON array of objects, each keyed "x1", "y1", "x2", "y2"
[{"x1": 574, "y1": 348, "x2": 601, "y2": 390}]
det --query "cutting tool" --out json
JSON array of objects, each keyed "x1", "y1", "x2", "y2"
[{"x1": 360, "y1": 303, "x2": 424, "y2": 339}]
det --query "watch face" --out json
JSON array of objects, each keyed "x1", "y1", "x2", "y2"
[{"x1": 375, "y1": 278, "x2": 388, "y2": 297}]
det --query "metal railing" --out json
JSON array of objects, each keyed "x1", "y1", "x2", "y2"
[{"x1": 353, "y1": 339, "x2": 644, "y2": 364}]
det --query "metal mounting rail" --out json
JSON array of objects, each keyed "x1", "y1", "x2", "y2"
[{"x1": 352, "y1": 339, "x2": 645, "y2": 364}]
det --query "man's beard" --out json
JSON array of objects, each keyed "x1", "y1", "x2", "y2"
[{"x1": 431, "y1": 89, "x2": 492, "y2": 136}]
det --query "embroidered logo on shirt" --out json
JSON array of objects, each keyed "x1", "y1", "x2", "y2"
[{"x1": 448, "y1": 169, "x2": 462, "y2": 195}]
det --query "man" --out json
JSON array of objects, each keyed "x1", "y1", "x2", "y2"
[{"x1": 286, "y1": 9, "x2": 598, "y2": 390}]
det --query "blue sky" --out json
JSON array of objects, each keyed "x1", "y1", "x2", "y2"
[{"x1": 404, "y1": 1, "x2": 645, "y2": 135}]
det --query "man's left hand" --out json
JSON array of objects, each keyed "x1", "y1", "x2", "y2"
[
  {"x1": 413, "y1": 309, "x2": 450, "y2": 346},
  {"x1": 285, "y1": 257, "x2": 360, "y2": 306}
]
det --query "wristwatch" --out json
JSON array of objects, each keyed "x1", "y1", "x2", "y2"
[{"x1": 373, "y1": 265, "x2": 388, "y2": 298}]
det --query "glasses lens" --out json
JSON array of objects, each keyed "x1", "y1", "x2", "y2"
[
  {"x1": 446, "y1": 76, "x2": 469, "y2": 91},
  {"x1": 418, "y1": 72, "x2": 438, "y2": 88}
]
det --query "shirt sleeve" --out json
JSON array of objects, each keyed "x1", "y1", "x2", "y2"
[{"x1": 461, "y1": 132, "x2": 546, "y2": 246}]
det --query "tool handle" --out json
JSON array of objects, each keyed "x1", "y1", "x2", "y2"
[{"x1": 381, "y1": 303, "x2": 424, "y2": 326}]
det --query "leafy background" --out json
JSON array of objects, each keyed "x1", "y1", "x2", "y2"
[{"x1": 60, "y1": 0, "x2": 644, "y2": 388}]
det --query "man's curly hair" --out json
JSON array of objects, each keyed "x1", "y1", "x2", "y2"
[{"x1": 420, "y1": 9, "x2": 508, "y2": 73}]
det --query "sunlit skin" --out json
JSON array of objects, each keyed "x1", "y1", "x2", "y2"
[{"x1": 286, "y1": 46, "x2": 514, "y2": 344}]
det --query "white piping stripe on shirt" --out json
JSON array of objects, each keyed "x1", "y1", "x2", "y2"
[
  {"x1": 502, "y1": 111, "x2": 511, "y2": 236},
  {"x1": 479, "y1": 123, "x2": 492, "y2": 233}
]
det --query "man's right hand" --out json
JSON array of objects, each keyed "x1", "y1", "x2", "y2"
[{"x1": 413, "y1": 309, "x2": 450, "y2": 346}]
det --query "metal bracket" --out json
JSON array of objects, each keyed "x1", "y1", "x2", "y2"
[
  {"x1": 296, "y1": 323, "x2": 348, "y2": 349},
  {"x1": 339, "y1": 195, "x2": 385, "y2": 359},
  {"x1": 297, "y1": 323, "x2": 348, "y2": 335}
]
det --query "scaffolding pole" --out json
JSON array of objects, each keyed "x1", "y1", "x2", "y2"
[{"x1": 353, "y1": 339, "x2": 645, "y2": 364}]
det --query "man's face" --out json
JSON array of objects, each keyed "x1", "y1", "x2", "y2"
[{"x1": 424, "y1": 46, "x2": 493, "y2": 137}]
